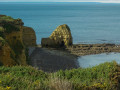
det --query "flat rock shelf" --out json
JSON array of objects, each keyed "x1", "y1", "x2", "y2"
[{"x1": 67, "y1": 44, "x2": 120, "y2": 56}]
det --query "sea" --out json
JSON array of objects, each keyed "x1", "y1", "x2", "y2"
[
  {"x1": 1, "y1": 2, "x2": 120, "y2": 67},
  {"x1": 0, "y1": 2, "x2": 120, "y2": 45}
]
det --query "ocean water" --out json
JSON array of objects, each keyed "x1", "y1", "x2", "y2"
[
  {"x1": 0, "y1": 2, "x2": 120, "y2": 44},
  {"x1": 78, "y1": 52, "x2": 120, "y2": 68}
]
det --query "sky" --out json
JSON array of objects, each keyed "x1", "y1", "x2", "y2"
[{"x1": 0, "y1": 0, "x2": 120, "y2": 3}]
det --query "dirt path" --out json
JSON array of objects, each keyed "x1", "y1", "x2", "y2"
[{"x1": 29, "y1": 47, "x2": 78, "y2": 72}]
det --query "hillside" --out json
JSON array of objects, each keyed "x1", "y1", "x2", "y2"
[{"x1": 0, "y1": 61, "x2": 119, "y2": 90}]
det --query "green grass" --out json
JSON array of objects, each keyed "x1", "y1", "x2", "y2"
[
  {"x1": 0, "y1": 16, "x2": 14, "y2": 22},
  {"x1": 54, "y1": 61, "x2": 118, "y2": 89},
  {"x1": 0, "y1": 66, "x2": 48, "y2": 90},
  {"x1": 0, "y1": 61, "x2": 118, "y2": 90}
]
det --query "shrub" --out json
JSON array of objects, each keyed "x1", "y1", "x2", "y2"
[
  {"x1": 49, "y1": 75, "x2": 72, "y2": 90},
  {"x1": 0, "y1": 16, "x2": 14, "y2": 22},
  {"x1": 2, "y1": 23, "x2": 20, "y2": 33},
  {"x1": 54, "y1": 61, "x2": 118, "y2": 89},
  {"x1": 0, "y1": 61, "x2": 118, "y2": 90}
]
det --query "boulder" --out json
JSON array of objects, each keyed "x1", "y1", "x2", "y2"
[
  {"x1": 41, "y1": 38, "x2": 56, "y2": 47},
  {"x1": 41, "y1": 24, "x2": 73, "y2": 48}
]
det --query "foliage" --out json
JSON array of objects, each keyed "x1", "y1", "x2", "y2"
[
  {"x1": 0, "y1": 66, "x2": 48, "y2": 90},
  {"x1": 49, "y1": 76, "x2": 72, "y2": 90},
  {"x1": 2, "y1": 23, "x2": 20, "y2": 33},
  {"x1": 0, "y1": 61, "x2": 118, "y2": 90},
  {"x1": 0, "y1": 16, "x2": 14, "y2": 22},
  {"x1": 54, "y1": 61, "x2": 118, "y2": 89}
]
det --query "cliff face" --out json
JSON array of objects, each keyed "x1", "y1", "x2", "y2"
[
  {"x1": 22, "y1": 26, "x2": 36, "y2": 46},
  {"x1": 41, "y1": 24, "x2": 73, "y2": 48},
  {"x1": 0, "y1": 15, "x2": 36, "y2": 66},
  {"x1": 5, "y1": 30, "x2": 27, "y2": 65},
  {"x1": 0, "y1": 37, "x2": 16, "y2": 66}
]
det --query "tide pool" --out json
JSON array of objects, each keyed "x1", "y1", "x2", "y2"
[{"x1": 78, "y1": 52, "x2": 120, "y2": 68}]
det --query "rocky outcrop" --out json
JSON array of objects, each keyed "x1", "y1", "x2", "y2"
[
  {"x1": 4, "y1": 30, "x2": 27, "y2": 65},
  {"x1": 67, "y1": 44, "x2": 120, "y2": 56},
  {"x1": 22, "y1": 26, "x2": 36, "y2": 46},
  {"x1": 41, "y1": 38, "x2": 56, "y2": 47},
  {"x1": 0, "y1": 15, "x2": 36, "y2": 66},
  {"x1": 41, "y1": 24, "x2": 73, "y2": 48},
  {"x1": 0, "y1": 37, "x2": 16, "y2": 66}
]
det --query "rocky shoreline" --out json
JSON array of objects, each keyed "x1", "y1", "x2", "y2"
[
  {"x1": 67, "y1": 43, "x2": 120, "y2": 56},
  {"x1": 40, "y1": 24, "x2": 120, "y2": 57},
  {"x1": 30, "y1": 43, "x2": 120, "y2": 58},
  {"x1": 28, "y1": 43, "x2": 120, "y2": 72},
  {"x1": 28, "y1": 24, "x2": 120, "y2": 72},
  {"x1": 1, "y1": 15, "x2": 120, "y2": 72}
]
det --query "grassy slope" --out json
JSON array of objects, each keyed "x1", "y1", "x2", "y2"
[{"x1": 0, "y1": 61, "x2": 119, "y2": 90}]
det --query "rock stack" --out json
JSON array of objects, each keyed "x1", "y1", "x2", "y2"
[{"x1": 41, "y1": 24, "x2": 73, "y2": 48}]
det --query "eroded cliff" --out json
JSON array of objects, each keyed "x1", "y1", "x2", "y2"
[
  {"x1": 0, "y1": 15, "x2": 36, "y2": 66},
  {"x1": 22, "y1": 26, "x2": 36, "y2": 46},
  {"x1": 41, "y1": 24, "x2": 72, "y2": 48}
]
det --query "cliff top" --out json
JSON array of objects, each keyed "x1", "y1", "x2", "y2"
[
  {"x1": 56, "y1": 24, "x2": 70, "y2": 31},
  {"x1": 0, "y1": 15, "x2": 24, "y2": 26},
  {"x1": 0, "y1": 15, "x2": 14, "y2": 22},
  {"x1": 0, "y1": 15, "x2": 24, "y2": 34}
]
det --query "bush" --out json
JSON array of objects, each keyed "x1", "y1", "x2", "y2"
[
  {"x1": 0, "y1": 61, "x2": 118, "y2": 90},
  {"x1": 0, "y1": 16, "x2": 14, "y2": 22},
  {"x1": 54, "y1": 61, "x2": 118, "y2": 89},
  {"x1": 49, "y1": 75, "x2": 72, "y2": 90},
  {"x1": 2, "y1": 23, "x2": 20, "y2": 33}
]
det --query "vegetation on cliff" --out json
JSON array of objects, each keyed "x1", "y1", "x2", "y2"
[
  {"x1": 0, "y1": 15, "x2": 14, "y2": 22},
  {"x1": 0, "y1": 61, "x2": 119, "y2": 90},
  {"x1": 0, "y1": 15, "x2": 36, "y2": 66}
]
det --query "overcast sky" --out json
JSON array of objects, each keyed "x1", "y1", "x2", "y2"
[{"x1": 0, "y1": 0, "x2": 120, "y2": 3}]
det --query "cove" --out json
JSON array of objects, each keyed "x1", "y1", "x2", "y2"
[{"x1": 78, "y1": 52, "x2": 120, "y2": 68}]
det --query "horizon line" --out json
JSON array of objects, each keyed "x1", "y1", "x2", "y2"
[{"x1": 0, "y1": 1, "x2": 120, "y2": 3}]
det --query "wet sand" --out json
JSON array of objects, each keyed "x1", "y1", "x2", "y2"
[{"x1": 29, "y1": 47, "x2": 78, "y2": 72}]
